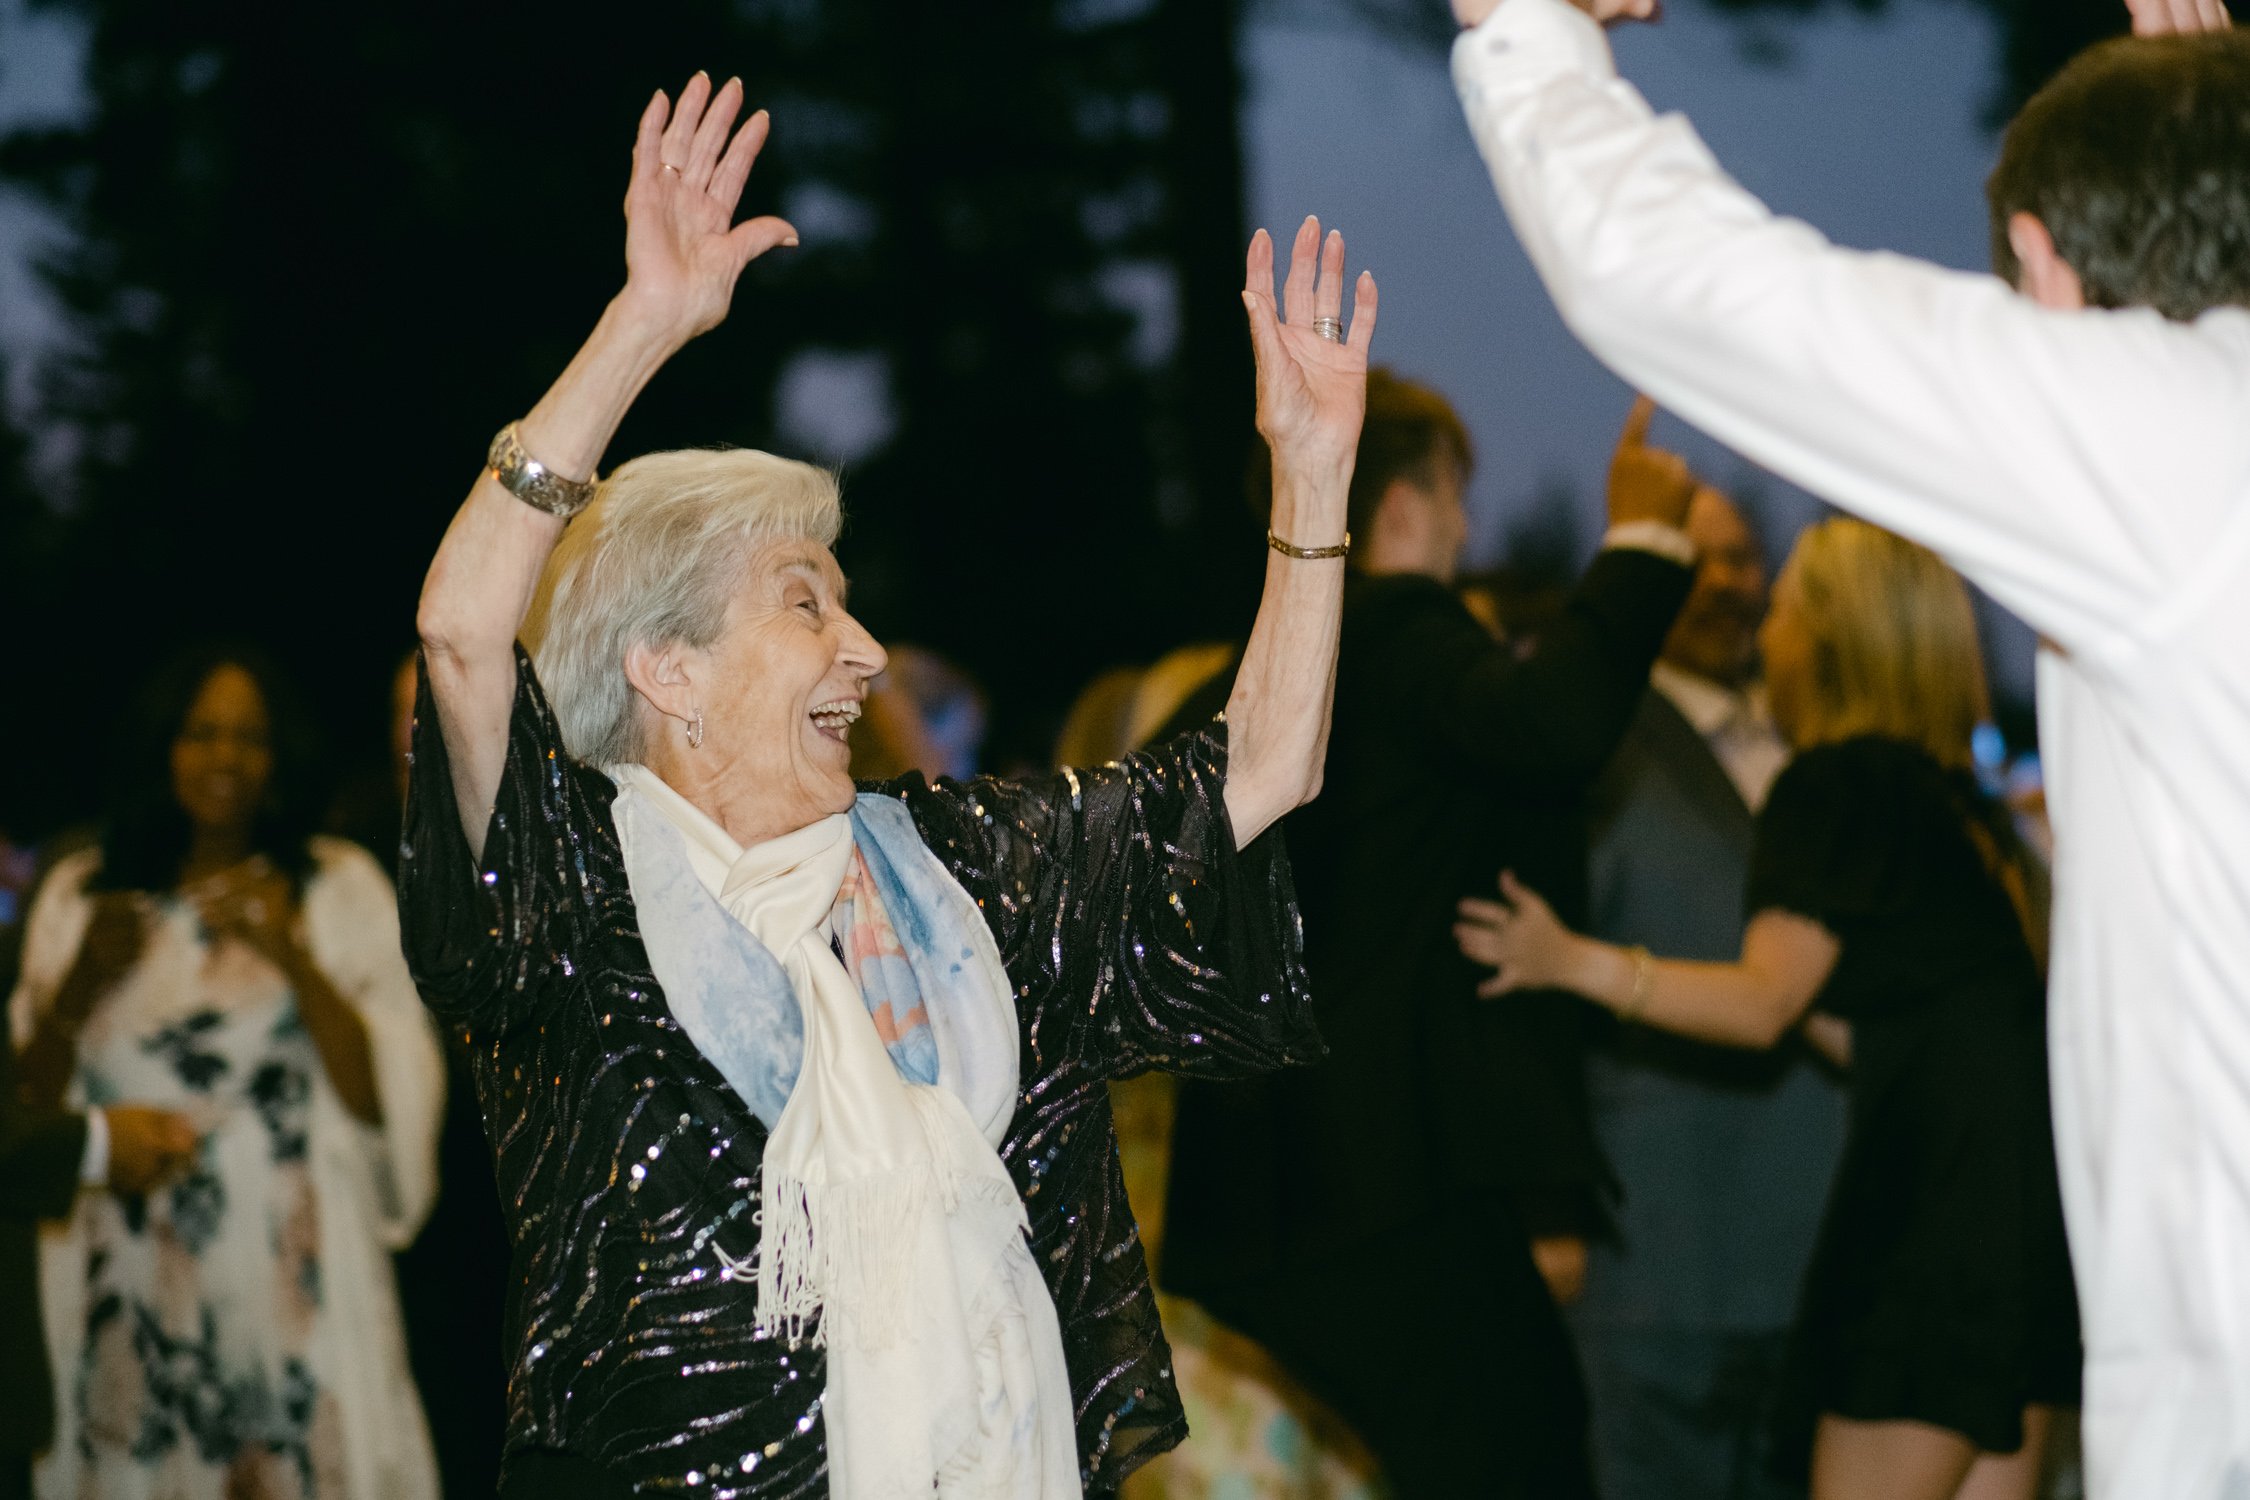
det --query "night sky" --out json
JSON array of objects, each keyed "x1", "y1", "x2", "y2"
[{"x1": 1, "y1": 0, "x2": 2035, "y2": 701}]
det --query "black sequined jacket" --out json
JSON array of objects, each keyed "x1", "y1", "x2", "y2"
[{"x1": 398, "y1": 650, "x2": 1320, "y2": 1496}]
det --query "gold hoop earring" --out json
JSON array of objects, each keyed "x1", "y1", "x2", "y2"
[{"x1": 688, "y1": 709, "x2": 705, "y2": 750}]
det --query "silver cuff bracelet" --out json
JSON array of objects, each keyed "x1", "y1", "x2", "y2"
[{"x1": 488, "y1": 422, "x2": 597, "y2": 519}]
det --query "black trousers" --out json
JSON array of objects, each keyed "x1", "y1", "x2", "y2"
[{"x1": 1205, "y1": 1211, "x2": 1597, "y2": 1500}]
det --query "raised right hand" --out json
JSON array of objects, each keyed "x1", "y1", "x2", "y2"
[
  {"x1": 1451, "y1": 0, "x2": 1660, "y2": 27},
  {"x1": 105, "y1": 1106, "x2": 201, "y2": 1196},
  {"x1": 1242, "y1": 217, "x2": 1377, "y2": 483},
  {"x1": 1606, "y1": 394, "x2": 1696, "y2": 530},
  {"x1": 2126, "y1": 0, "x2": 2231, "y2": 34},
  {"x1": 616, "y1": 73, "x2": 799, "y2": 346}
]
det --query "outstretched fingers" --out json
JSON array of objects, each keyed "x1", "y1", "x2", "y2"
[
  {"x1": 708, "y1": 108, "x2": 773, "y2": 213},
  {"x1": 1458, "y1": 896, "x2": 1511, "y2": 928},
  {"x1": 1314, "y1": 230, "x2": 1346, "y2": 323},
  {"x1": 1619, "y1": 393, "x2": 1658, "y2": 449},
  {"x1": 727, "y1": 213, "x2": 800, "y2": 267},
  {"x1": 1347, "y1": 269, "x2": 1379, "y2": 355},
  {"x1": 2132, "y1": 0, "x2": 2232, "y2": 30},
  {"x1": 659, "y1": 71, "x2": 714, "y2": 172},
  {"x1": 1241, "y1": 228, "x2": 1287, "y2": 368},
  {"x1": 630, "y1": 89, "x2": 670, "y2": 199},
  {"x1": 685, "y1": 75, "x2": 745, "y2": 190},
  {"x1": 1281, "y1": 216, "x2": 1320, "y2": 327}
]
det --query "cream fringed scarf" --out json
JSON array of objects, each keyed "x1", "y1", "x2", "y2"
[{"x1": 605, "y1": 765, "x2": 1081, "y2": 1499}]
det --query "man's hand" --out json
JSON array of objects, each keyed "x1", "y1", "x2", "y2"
[
  {"x1": 1607, "y1": 394, "x2": 1696, "y2": 530},
  {"x1": 105, "y1": 1106, "x2": 201, "y2": 1195},
  {"x1": 1531, "y1": 1234, "x2": 1590, "y2": 1305},
  {"x1": 1452, "y1": 0, "x2": 1661, "y2": 27},
  {"x1": 2127, "y1": 0, "x2": 2231, "y2": 34}
]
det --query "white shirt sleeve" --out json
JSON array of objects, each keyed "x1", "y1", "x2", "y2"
[{"x1": 1453, "y1": 0, "x2": 2250, "y2": 657}]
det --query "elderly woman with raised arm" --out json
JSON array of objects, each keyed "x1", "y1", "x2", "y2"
[{"x1": 402, "y1": 74, "x2": 1374, "y2": 1499}]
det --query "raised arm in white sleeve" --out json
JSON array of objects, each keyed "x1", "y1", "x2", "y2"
[{"x1": 1451, "y1": 0, "x2": 2250, "y2": 657}]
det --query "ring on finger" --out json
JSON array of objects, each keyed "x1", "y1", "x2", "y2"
[
  {"x1": 1311, "y1": 316, "x2": 1344, "y2": 343},
  {"x1": 660, "y1": 161, "x2": 684, "y2": 176}
]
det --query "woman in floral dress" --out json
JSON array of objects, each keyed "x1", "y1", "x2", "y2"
[{"x1": 9, "y1": 648, "x2": 443, "y2": 1500}]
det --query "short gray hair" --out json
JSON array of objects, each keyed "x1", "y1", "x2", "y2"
[{"x1": 524, "y1": 447, "x2": 843, "y2": 765}]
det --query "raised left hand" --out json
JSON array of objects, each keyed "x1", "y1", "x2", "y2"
[
  {"x1": 2126, "y1": 0, "x2": 2231, "y2": 33},
  {"x1": 1455, "y1": 871, "x2": 1583, "y2": 998},
  {"x1": 1607, "y1": 394, "x2": 1696, "y2": 530},
  {"x1": 193, "y1": 859, "x2": 304, "y2": 971},
  {"x1": 1242, "y1": 217, "x2": 1377, "y2": 482}
]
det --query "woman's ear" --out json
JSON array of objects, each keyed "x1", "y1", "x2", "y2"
[
  {"x1": 2007, "y1": 213, "x2": 2086, "y2": 312},
  {"x1": 622, "y1": 640, "x2": 700, "y2": 729}
]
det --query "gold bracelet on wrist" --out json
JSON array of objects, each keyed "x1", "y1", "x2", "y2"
[
  {"x1": 1619, "y1": 945, "x2": 1655, "y2": 1023},
  {"x1": 1267, "y1": 528, "x2": 1350, "y2": 560}
]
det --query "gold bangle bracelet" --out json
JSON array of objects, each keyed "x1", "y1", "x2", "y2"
[
  {"x1": 1620, "y1": 945, "x2": 1656, "y2": 1023},
  {"x1": 1267, "y1": 528, "x2": 1350, "y2": 560}
]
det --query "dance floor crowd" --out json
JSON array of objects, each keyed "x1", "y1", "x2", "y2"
[{"x1": 5, "y1": 0, "x2": 2249, "y2": 1497}]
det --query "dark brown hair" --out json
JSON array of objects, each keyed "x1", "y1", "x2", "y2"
[
  {"x1": 1988, "y1": 30, "x2": 2250, "y2": 320},
  {"x1": 1247, "y1": 366, "x2": 1474, "y2": 540}
]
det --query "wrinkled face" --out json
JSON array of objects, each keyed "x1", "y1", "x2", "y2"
[
  {"x1": 1662, "y1": 487, "x2": 1767, "y2": 686},
  {"x1": 695, "y1": 542, "x2": 888, "y2": 837},
  {"x1": 1758, "y1": 562, "x2": 1818, "y2": 749},
  {"x1": 171, "y1": 664, "x2": 274, "y2": 838}
]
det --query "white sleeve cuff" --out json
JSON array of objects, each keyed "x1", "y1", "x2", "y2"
[
  {"x1": 80, "y1": 1106, "x2": 110, "y2": 1186},
  {"x1": 1601, "y1": 519, "x2": 1699, "y2": 566},
  {"x1": 1453, "y1": 0, "x2": 1617, "y2": 106}
]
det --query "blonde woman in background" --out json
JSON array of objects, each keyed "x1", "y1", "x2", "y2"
[{"x1": 1456, "y1": 520, "x2": 2078, "y2": 1500}]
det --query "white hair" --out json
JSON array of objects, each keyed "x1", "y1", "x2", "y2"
[{"x1": 524, "y1": 447, "x2": 843, "y2": 765}]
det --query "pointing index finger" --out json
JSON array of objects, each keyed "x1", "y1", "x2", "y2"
[{"x1": 1618, "y1": 393, "x2": 1658, "y2": 451}]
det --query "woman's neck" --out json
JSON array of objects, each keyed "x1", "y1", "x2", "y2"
[{"x1": 639, "y1": 744, "x2": 819, "y2": 850}]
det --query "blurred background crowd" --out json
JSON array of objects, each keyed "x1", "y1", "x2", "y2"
[{"x1": 0, "y1": 0, "x2": 2128, "y2": 1496}]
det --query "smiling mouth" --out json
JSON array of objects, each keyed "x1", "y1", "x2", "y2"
[{"x1": 809, "y1": 700, "x2": 863, "y2": 743}]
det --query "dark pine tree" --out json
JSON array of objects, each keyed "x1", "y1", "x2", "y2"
[{"x1": 0, "y1": 0, "x2": 1257, "y2": 827}]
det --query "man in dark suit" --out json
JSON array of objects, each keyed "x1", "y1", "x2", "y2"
[
  {"x1": 2, "y1": 880, "x2": 197, "y2": 1500},
  {"x1": 1160, "y1": 376, "x2": 1697, "y2": 1497},
  {"x1": 1573, "y1": 485, "x2": 1846, "y2": 1500}
]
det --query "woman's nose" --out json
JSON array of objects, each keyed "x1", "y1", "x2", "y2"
[{"x1": 842, "y1": 616, "x2": 889, "y2": 678}]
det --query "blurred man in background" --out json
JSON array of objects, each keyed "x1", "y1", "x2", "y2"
[
  {"x1": 1573, "y1": 481, "x2": 1847, "y2": 1500},
  {"x1": 1161, "y1": 378, "x2": 1698, "y2": 1496}
]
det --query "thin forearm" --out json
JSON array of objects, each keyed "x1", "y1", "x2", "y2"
[
  {"x1": 283, "y1": 953, "x2": 383, "y2": 1125},
  {"x1": 1223, "y1": 461, "x2": 1351, "y2": 844},
  {"x1": 1565, "y1": 937, "x2": 1801, "y2": 1049},
  {"x1": 418, "y1": 295, "x2": 684, "y2": 659},
  {"x1": 418, "y1": 296, "x2": 689, "y2": 852}
]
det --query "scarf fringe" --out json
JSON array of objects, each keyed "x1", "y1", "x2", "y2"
[{"x1": 755, "y1": 1087, "x2": 979, "y2": 1351}]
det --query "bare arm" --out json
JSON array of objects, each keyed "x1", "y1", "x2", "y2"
[
  {"x1": 1457, "y1": 873, "x2": 1842, "y2": 1050},
  {"x1": 416, "y1": 74, "x2": 796, "y2": 857},
  {"x1": 1222, "y1": 219, "x2": 1378, "y2": 845},
  {"x1": 16, "y1": 895, "x2": 145, "y2": 1110}
]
